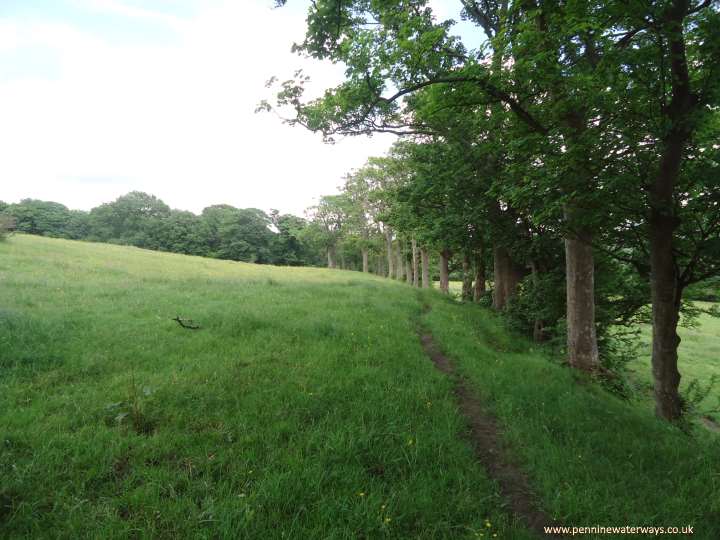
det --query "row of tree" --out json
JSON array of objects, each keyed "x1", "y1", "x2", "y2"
[
  {"x1": 269, "y1": 0, "x2": 720, "y2": 422},
  {"x1": 0, "y1": 193, "x2": 322, "y2": 266}
]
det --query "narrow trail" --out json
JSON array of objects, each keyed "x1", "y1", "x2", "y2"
[{"x1": 418, "y1": 323, "x2": 562, "y2": 538}]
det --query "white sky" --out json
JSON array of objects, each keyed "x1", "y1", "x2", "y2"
[{"x1": 0, "y1": 0, "x2": 473, "y2": 216}]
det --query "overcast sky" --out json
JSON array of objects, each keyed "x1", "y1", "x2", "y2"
[{"x1": 0, "y1": 0, "x2": 476, "y2": 216}]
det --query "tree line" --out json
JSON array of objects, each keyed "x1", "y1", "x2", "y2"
[
  {"x1": 0, "y1": 192, "x2": 322, "y2": 266},
  {"x1": 266, "y1": 0, "x2": 720, "y2": 422}
]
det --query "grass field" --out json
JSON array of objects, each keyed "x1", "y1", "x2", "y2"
[
  {"x1": 2, "y1": 235, "x2": 719, "y2": 538},
  {"x1": 0, "y1": 236, "x2": 533, "y2": 539},
  {"x1": 629, "y1": 305, "x2": 720, "y2": 417}
]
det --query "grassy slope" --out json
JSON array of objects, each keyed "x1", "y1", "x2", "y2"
[
  {"x1": 1, "y1": 235, "x2": 529, "y2": 539},
  {"x1": 422, "y1": 297, "x2": 720, "y2": 536},
  {"x1": 2, "y1": 235, "x2": 719, "y2": 538}
]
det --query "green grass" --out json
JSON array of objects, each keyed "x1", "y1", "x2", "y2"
[
  {"x1": 628, "y1": 304, "x2": 720, "y2": 416},
  {"x1": 421, "y1": 296, "x2": 720, "y2": 536},
  {"x1": 1, "y1": 235, "x2": 530, "y2": 539},
  {"x1": 2, "y1": 235, "x2": 719, "y2": 538},
  {"x1": 433, "y1": 280, "x2": 464, "y2": 295}
]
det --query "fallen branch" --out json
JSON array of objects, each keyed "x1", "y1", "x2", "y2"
[{"x1": 172, "y1": 316, "x2": 201, "y2": 330}]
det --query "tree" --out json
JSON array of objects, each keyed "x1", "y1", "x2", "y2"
[
  {"x1": 88, "y1": 191, "x2": 171, "y2": 246},
  {"x1": 383, "y1": 140, "x2": 482, "y2": 294},
  {"x1": 63, "y1": 211, "x2": 90, "y2": 240},
  {"x1": 269, "y1": 210, "x2": 319, "y2": 266},
  {"x1": 343, "y1": 167, "x2": 389, "y2": 273},
  {"x1": 200, "y1": 205, "x2": 275, "y2": 263},
  {"x1": 2, "y1": 190, "x2": 329, "y2": 269},
  {"x1": 306, "y1": 195, "x2": 349, "y2": 268},
  {"x1": 8, "y1": 199, "x2": 74, "y2": 237},
  {"x1": 0, "y1": 214, "x2": 15, "y2": 241},
  {"x1": 606, "y1": 2, "x2": 720, "y2": 419},
  {"x1": 271, "y1": 0, "x2": 720, "y2": 421},
  {"x1": 268, "y1": 0, "x2": 610, "y2": 367},
  {"x1": 153, "y1": 210, "x2": 210, "y2": 256}
]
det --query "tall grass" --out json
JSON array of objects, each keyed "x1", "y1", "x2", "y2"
[
  {"x1": 422, "y1": 293, "x2": 720, "y2": 536},
  {"x1": 1, "y1": 235, "x2": 531, "y2": 539},
  {"x1": 2, "y1": 235, "x2": 718, "y2": 538}
]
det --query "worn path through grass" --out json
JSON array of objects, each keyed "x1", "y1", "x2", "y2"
[
  {"x1": 417, "y1": 326, "x2": 558, "y2": 537},
  {"x1": 421, "y1": 294, "x2": 720, "y2": 537}
]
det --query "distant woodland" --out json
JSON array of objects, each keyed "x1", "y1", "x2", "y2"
[{"x1": 0, "y1": 193, "x2": 322, "y2": 266}]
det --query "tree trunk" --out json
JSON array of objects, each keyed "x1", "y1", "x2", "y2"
[
  {"x1": 411, "y1": 238, "x2": 419, "y2": 288},
  {"x1": 327, "y1": 245, "x2": 337, "y2": 269},
  {"x1": 647, "y1": 5, "x2": 696, "y2": 422},
  {"x1": 473, "y1": 252, "x2": 486, "y2": 302},
  {"x1": 492, "y1": 246, "x2": 506, "y2": 309},
  {"x1": 492, "y1": 246, "x2": 522, "y2": 309},
  {"x1": 649, "y1": 107, "x2": 688, "y2": 422},
  {"x1": 439, "y1": 249, "x2": 450, "y2": 294},
  {"x1": 650, "y1": 221, "x2": 683, "y2": 420},
  {"x1": 564, "y1": 217, "x2": 599, "y2": 370},
  {"x1": 385, "y1": 227, "x2": 394, "y2": 279},
  {"x1": 405, "y1": 253, "x2": 413, "y2": 284},
  {"x1": 421, "y1": 249, "x2": 430, "y2": 289},
  {"x1": 361, "y1": 248, "x2": 369, "y2": 273},
  {"x1": 461, "y1": 253, "x2": 473, "y2": 301},
  {"x1": 396, "y1": 242, "x2": 404, "y2": 281},
  {"x1": 530, "y1": 261, "x2": 546, "y2": 342}
]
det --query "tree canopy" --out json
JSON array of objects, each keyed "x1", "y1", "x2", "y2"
[
  {"x1": 268, "y1": 0, "x2": 720, "y2": 422},
  {"x1": 0, "y1": 193, "x2": 322, "y2": 267}
]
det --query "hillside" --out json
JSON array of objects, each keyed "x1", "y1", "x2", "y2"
[{"x1": 1, "y1": 235, "x2": 719, "y2": 539}]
